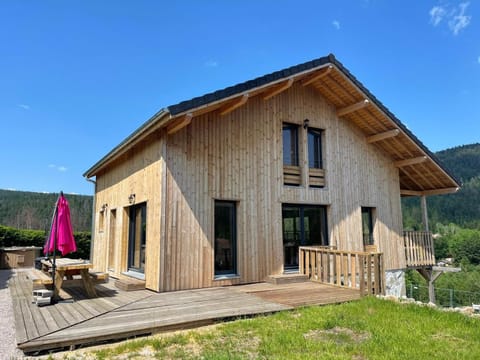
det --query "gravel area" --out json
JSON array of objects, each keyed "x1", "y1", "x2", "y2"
[{"x1": 0, "y1": 269, "x2": 26, "y2": 359}]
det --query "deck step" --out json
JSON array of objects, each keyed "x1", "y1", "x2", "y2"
[
  {"x1": 114, "y1": 277, "x2": 146, "y2": 291},
  {"x1": 266, "y1": 273, "x2": 309, "y2": 285}
]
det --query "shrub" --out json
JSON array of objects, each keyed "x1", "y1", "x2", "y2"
[{"x1": 0, "y1": 225, "x2": 91, "y2": 260}]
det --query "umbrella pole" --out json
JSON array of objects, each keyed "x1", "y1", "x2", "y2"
[{"x1": 51, "y1": 193, "x2": 62, "y2": 304}]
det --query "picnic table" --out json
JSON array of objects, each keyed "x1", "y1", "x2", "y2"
[{"x1": 41, "y1": 258, "x2": 97, "y2": 298}]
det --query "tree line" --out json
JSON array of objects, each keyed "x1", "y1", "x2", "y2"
[{"x1": 0, "y1": 189, "x2": 92, "y2": 232}]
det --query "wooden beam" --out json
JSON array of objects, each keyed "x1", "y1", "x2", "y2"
[
  {"x1": 337, "y1": 99, "x2": 370, "y2": 117},
  {"x1": 422, "y1": 187, "x2": 460, "y2": 196},
  {"x1": 167, "y1": 113, "x2": 193, "y2": 135},
  {"x1": 421, "y1": 195, "x2": 429, "y2": 232},
  {"x1": 301, "y1": 65, "x2": 333, "y2": 86},
  {"x1": 400, "y1": 189, "x2": 423, "y2": 196},
  {"x1": 394, "y1": 156, "x2": 427, "y2": 168},
  {"x1": 400, "y1": 187, "x2": 459, "y2": 197},
  {"x1": 263, "y1": 78, "x2": 294, "y2": 100},
  {"x1": 219, "y1": 94, "x2": 249, "y2": 116},
  {"x1": 366, "y1": 129, "x2": 400, "y2": 143}
]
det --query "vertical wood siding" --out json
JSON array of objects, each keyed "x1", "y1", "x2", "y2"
[
  {"x1": 93, "y1": 82, "x2": 405, "y2": 292},
  {"x1": 93, "y1": 132, "x2": 164, "y2": 291}
]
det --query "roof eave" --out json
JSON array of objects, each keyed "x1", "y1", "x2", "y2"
[{"x1": 83, "y1": 108, "x2": 171, "y2": 178}]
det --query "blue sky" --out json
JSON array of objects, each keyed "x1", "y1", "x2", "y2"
[{"x1": 0, "y1": 1, "x2": 478, "y2": 195}]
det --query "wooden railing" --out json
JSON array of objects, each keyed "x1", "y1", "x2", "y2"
[
  {"x1": 404, "y1": 231, "x2": 435, "y2": 267},
  {"x1": 299, "y1": 246, "x2": 385, "y2": 296}
]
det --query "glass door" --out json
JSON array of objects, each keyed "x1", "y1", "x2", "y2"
[
  {"x1": 128, "y1": 202, "x2": 146, "y2": 273},
  {"x1": 214, "y1": 201, "x2": 237, "y2": 276},
  {"x1": 282, "y1": 204, "x2": 328, "y2": 270}
]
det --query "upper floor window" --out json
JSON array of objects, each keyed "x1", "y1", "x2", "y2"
[
  {"x1": 308, "y1": 128, "x2": 323, "y2": 169},
  {"x1": 282, "y1": 123, "x2": 299, "y2": 166}
]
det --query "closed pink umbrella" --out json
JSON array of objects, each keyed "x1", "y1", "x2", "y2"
[
  {"x1": 44, "y1": 192, "x2": 77, "y2": 302},
  {"x1": 44, "y1": 192, "x2": 77, "y2": 256}
]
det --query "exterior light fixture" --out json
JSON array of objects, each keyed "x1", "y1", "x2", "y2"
[{"x1": 303, "y1": 119, "x2": 309, "y2": 129}]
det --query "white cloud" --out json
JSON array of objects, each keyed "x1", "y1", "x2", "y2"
[
  {"x1": 448, "y1": 2, "x2": 471, "y2": 35},
  {"x1": 430, "y1": 6, "x2": 446, "y2": 26},
  {"x1": 17, "y1": 104, "x2": 30, "y2": 110},
  {"x1": 48, "y1": 164, "x2": 68, "y2": 172},
  {"x1": 205, "y1": 60, "x2": 219, "y2": 68},
  {"x1": 429, "y1": 2, "x2": 472, "y2": 35},
  {"x1": 332, "y1": 20, "x2": 340, "y2": 30}
]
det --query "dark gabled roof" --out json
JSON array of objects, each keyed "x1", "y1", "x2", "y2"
[
  {"x1": 167, "y1": 55, "x2": 334, "y2": 115},
  {"x1": 162, "y1": 54, "x2": 459, "y2": 187},
  {"x1": 84, "y1": 53, "x2": 460, "y2": 192}
]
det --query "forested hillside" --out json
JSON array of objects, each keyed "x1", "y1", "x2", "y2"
[
  {"x1": 0, "y1": 189, "x2": 92, "y2": 231},
  {"x1": 402, "y1": 143, "x2": 480, "y2": 230}
]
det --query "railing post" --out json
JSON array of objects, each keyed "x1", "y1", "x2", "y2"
[
  {"x1": 299, "y1": 248, "x2": 304, "y2": 275},
  {"x1": 359, "y1": 255, "x2": 365, "y2": 296}
]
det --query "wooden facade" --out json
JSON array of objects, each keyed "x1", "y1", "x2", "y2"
[{"x1": 85, "y1": 55, "x2": 460, "y2": 293}]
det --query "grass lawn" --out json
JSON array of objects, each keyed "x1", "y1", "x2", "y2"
[{"x1": 53, "y1": 297, "x2": 480, "y2": 359}]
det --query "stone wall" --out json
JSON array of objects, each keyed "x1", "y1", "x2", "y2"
[{"x1": 385, "y1": 270, "x2": 405, "y2": 297}]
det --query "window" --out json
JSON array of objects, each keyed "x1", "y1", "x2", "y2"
[
  {"x1": 361, "y1": 207, "x2": 375, "y2": 246},
  {"x1": 128, "y1": 203, "x2": 147, "y2": 273},
  {"x1": 282, "y1": 123, "x2": 299, "y2": 166},
  {"x1": 308, "y1": 128, "x2": 323, "y2": 169},
  {"x1": 214, "y1": 201, "x2": 237, "y2": 276},
  {"x1": 99, "y1": 209, "x2": 105, "y2": 233},
  {"x1": 282, "y1": 204, "x2": 328, "y2": 269}
]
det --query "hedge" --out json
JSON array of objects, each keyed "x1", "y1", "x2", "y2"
[{"x1": 0, "y1": 225, "x2": 91, "y2": 260}]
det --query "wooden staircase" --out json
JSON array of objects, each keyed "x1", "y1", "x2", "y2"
[
  {"x1": 266, "y1": 273, "x2": 309, "y2": 285},
  {"x1": 114, "y1": 276, "x2": 146, "y2": 291}
]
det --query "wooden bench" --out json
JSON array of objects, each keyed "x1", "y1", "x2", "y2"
[{"x1": 26, "y1": 268, "x2": 53, "y2": 289}]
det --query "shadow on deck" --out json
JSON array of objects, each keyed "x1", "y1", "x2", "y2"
[{"x1": 11, "y1": 270, "x2": 360, "y2": 355}]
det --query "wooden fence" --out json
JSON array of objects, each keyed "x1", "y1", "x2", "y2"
[
  {"x1": 403, "y1": 231, "x2": 435, "y2": 267},
  {"x1": 299, "y1": 246, "x2": 385, "y2": 296}
]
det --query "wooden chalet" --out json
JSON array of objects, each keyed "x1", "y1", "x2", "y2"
[{"x1": 84, "y1": 54, "x2": 460, "y2": 297}]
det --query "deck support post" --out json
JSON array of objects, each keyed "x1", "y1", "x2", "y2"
[
  {"x1": 420, "y1": 195, "x2": 429, "y2": 232},
  {"x1": 417, "y1": 266, "x2": 461, "y2": 304},
  {"x1": 417, "y1": 268, "x2": 441, "y2": 303}
]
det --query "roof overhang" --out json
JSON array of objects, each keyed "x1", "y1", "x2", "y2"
[{"x1": 84, "y1": 54, "x2": 461, "y2": 195}]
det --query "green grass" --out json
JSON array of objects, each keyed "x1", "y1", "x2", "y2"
[{"x1": 58, "y1": 297, "x2": 480, "y2": 359}]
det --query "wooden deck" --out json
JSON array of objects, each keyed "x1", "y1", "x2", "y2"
[{"x1": 10, "y1": 270, "x2": 360, "y2": 354}]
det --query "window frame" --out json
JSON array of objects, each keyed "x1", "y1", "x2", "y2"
[
  {"x1": 214, "y1": 200, "x2": 238, "y2": 277},
  {"x1": 361, "y1": 207, "x2": 375, "y2": 246},
  {"x1": 307, "y1": 128, "x2": 323, "y2": 169},
  {"x1": 282, "y1": 123, "x2": 299, "y2": 167}
]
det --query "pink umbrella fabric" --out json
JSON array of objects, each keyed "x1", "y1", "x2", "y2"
[{"x1": 44, "y1": 193, "x2": 77, "y2": 256}]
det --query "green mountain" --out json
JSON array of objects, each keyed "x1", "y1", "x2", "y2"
[
  {"x1": 402, "y1": 143, "x2": 480, "y2": 230},
  {"x1": 0, "y1": 189, "x2": 92, "y2": 232}
]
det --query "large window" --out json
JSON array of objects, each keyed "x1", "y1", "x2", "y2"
[
  {"x1": 282, "y1": 204, "x2": 328, "y2": 269},
  {"x1": 361, "y1": 207, "x2": 375, "y2": 246},
  {"x1": 214, "y1": 201, "x2": 237, "y2": 276},
  {"x1": 282, "y1": 123, "x2": 299, "y2": 166},
  {"x1": 128, "y1": 202, "x2": 147, "y2": 273},
  {"x1": 308, "y1": 128, "x2": 323, "y2": 169}
]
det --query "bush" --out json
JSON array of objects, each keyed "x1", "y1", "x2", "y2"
[{"x1": 0, "y1": 225, "x2": 91, "y2": 260}]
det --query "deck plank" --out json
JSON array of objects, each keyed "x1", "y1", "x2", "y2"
[{"x1": 12, "y1": 274, "x2": 361, "y2": 354}]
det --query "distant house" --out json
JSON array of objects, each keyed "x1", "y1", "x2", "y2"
[{"x1": 84, "y1": 54, "x2": 460, "y2": 296}]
